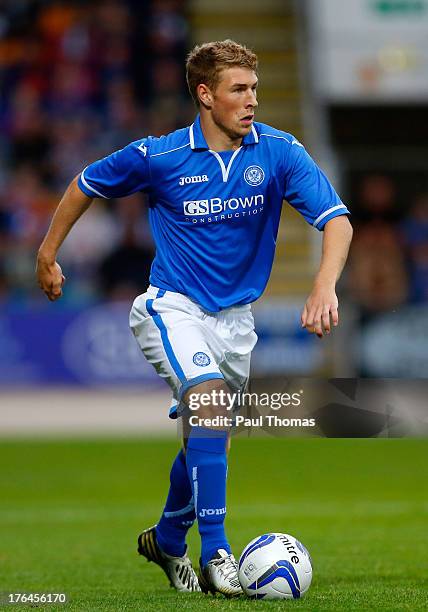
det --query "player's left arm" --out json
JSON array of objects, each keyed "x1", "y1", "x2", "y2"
[
  {"x1": 282, "y1": 137, "x2": 353, "y2": 338},
  {"x1": 301, "y1": 215, "x2": 353, "y2": 338}
]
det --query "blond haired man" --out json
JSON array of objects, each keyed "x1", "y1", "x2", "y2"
[{"x1": 37, "y1": 40, "x2": 352, "y2": 596}]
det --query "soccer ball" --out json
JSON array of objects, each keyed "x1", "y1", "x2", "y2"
[{"x1": 238, "y1": 532, "x2": 312, "y2": 599}]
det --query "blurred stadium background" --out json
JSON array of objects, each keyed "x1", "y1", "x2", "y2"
[{"x1": 0, "y1": 0, "x2": 427, "y2": 434}]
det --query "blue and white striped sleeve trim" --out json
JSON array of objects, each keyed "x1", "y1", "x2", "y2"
[
  {"x1": 313, "y1": 204, "x2": 350, "y2": 229},
  {"x1": 78, "y1": 167, "x2": 108, "y2": 199}
]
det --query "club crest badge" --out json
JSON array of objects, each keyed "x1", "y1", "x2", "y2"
[
  {"x1": 244, "y1": 165, "x2": 265, "y2": 186},
  {"x1": 193, "y1": 352, "x2": 211, "y2": 367}
]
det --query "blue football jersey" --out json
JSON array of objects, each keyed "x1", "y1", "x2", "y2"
[{"x1": 78, "y1": 115, "x2": 349, "y2": 311}]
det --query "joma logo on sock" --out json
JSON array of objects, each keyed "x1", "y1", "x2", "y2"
[{"x1": 198, "y1": 507, "x2": 226, "y2": 517}]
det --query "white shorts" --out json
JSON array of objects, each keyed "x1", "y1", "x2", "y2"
[{"x1": 129, "y1": 285, "x2": 258, "y2": 419}]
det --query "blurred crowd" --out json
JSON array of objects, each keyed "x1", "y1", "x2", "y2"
[
  {"x1": 348, "y1": 174, "x2": 428, "y2": 313},
  {"x1": 0, "y1": 0, "x2": 190, "y2": 305},
  {"x1": 0, "y1": 1, "x2": 427, "y2": 314}
]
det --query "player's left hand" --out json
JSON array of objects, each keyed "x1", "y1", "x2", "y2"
[{"x1": 301, "y1": 283, "x2": 338, "y2": 338}]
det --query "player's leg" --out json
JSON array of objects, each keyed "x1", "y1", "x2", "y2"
[
  {"x1": 154, "y1": 446, "x2": 195, "y2": 557},
  {"x1": 130, "y1": 287, "x2": 250, "y2": 594},
  {"x1": 132, "y1": 290, "x2": 221, "y2": 556},
  {"x1": 131, "y1": 287, "x2": 240, "y2": 592},
  {"x1": 184, "y1": 303, "x2": 256, "y2": 595},
  {"x1": 136, "y1": 445, "x2": 200, "y2": 592},
  {"x1": 130, "y1": 288, "x2": 204, "y2": 592},
  {"x1": 181, "y1": 378, "x2": 242, "y2": 596}
]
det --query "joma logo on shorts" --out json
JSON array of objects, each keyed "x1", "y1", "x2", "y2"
[
  {"x1": 179, "y1": 174, "x2": 209, "y2": 186},
  {"x1": 198, "y1": 507, "x2": 226, "y2": 517}
]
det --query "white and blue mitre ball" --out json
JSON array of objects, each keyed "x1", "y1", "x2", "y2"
[{"x1": 238, "y1": 533, "x2": 312, "y2": 599}]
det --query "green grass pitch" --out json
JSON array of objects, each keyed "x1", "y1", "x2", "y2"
[{"x1": 0, "y1": 436, "x2": 427, "y2": 611}]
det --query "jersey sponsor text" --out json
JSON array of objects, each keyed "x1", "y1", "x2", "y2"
[{"x1": 184, "y1": 194, "x2": 263, "y2": 219}]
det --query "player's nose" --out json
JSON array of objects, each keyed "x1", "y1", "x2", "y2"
[{"x1": 247, "y1": 90, "x2": 258, "y2": 108}]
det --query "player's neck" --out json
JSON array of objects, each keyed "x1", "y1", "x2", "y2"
[{"x1": 199, "y1": 113, "x2": 242, "y2": 152}]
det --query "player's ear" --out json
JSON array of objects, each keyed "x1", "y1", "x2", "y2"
[{"x1": 197, "y1": 84, "x2": 213, "y2": 109}]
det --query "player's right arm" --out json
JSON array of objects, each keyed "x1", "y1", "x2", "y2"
[
  {"x1": 36, "y1": 138, "x2": 151, "y2": 301},
  {"x1": 36, "y1": 176, "x2": 92, "y2": 301}
]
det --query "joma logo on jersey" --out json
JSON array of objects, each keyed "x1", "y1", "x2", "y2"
[
  {"x1": 179, "y1": 174, "x2": 209, "y2": 186},
  {"x1": 184, "y1": 195, "x2": 263, "y2": 216}
]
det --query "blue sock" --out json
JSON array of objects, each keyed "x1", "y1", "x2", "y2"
[
  {"x1": 186, "y1": 426, "x2": 230, "y2": 567},
  {"x1": 156, "y1": 449, "x2": 195, "y2": 557}
]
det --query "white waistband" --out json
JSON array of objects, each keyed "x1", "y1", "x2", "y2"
[{"x1": 146, "y1": 285, "x2": 251, "y2": 314}]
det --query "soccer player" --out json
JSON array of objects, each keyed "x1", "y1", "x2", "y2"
[{"x1": 36, "y1": 40, "x2": 353, "y2": 596}]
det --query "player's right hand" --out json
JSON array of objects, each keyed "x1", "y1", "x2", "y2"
[{"x1": 36, "y1": 257, "x2": 66, "y2": 301}]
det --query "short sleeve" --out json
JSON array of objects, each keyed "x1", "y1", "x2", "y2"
[
  {"x1": 78, "y1": 139, "x2": 151, "y2": 199},
  {"x1": 283, "y1": 139, "x2": 350, "y2": 230}
]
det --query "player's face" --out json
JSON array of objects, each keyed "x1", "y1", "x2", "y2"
[{"x1": 210, "y1": 67, "x2": 258, "y2": 139}]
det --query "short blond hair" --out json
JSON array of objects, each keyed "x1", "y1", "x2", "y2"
[{"x1": 186, "y1": 40, "x2": 258, "y2": 106}]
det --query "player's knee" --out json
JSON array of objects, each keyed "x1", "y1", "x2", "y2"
[{"x1": 184, "y1": 378, "x2": 233, "y2": 419}]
